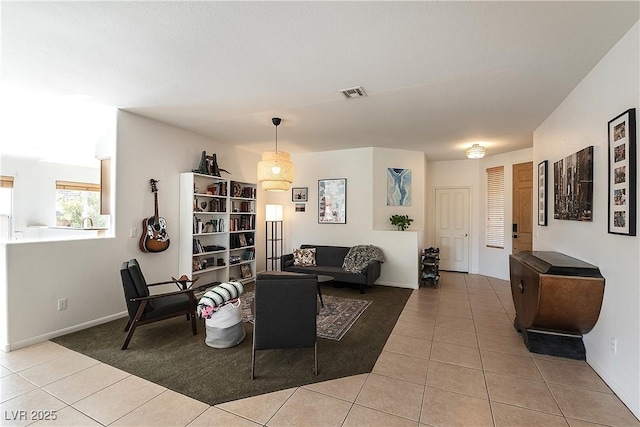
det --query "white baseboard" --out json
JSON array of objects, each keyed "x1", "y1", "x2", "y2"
[
  {"x1": 588, "y1": 358, "x2": 640, "y2": 420},
  {"x1": 5, "y1": 311, "x2": 128, "y2": 352}
]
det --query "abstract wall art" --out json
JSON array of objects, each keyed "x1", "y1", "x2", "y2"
[
  {"x1": 386, "y1": 168, "x2": 412, "y2": 206},
  {"x1": 318, "y1": 178, "x2": 346, "y2": 224}
]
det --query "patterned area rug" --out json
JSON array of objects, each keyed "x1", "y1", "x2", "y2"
[{"x1": 241, "y1": 292, "x2": 372, "y2": 341}]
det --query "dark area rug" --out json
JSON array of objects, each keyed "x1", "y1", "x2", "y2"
[{"x1": 53, "y1": 283, "x2": 411, "y2": 406}]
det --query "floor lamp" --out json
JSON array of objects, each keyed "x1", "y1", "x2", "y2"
[{"x1": 265, "y1": 204, "x2": 283, "y2": 271}]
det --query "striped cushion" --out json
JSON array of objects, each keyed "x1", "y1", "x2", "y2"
[{"x1": 197, "y1": 282, "x2": 244, "y2": 318}]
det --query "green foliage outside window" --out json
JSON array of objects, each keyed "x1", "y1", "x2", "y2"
[{"x1": 56, "y1": 190, "x2": 108, "y2": 228}]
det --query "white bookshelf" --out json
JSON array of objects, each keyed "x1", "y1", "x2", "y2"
[{"x1": 179, "y1": 173, "x2": 257, "y2": 286}]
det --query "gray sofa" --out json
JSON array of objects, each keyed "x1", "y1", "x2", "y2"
[{"x1": 280, "y1": 244, "x2": 382, "y2": 294}]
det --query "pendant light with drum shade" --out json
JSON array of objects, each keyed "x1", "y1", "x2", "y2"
[{"x1": 257, "y1": 117, "x2": 294, "y2": 191}]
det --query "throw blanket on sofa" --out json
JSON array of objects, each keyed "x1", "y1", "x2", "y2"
[
  {"x1": 342, "y1": 245, "x2": 384, "y2": 273},
  {"x1": 197, "y1": 281, "x2": 244, "y2": 319}
]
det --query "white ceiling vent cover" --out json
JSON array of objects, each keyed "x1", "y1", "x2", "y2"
[{"x1": 339, "y1": 86, "x2": 367, "y2": 99}]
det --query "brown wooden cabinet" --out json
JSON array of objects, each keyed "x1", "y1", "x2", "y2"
[{"x1": 509, "y1": 251, "x2": 605, "y2": 360}]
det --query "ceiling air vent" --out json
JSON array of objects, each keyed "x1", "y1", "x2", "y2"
[{"x1": 339, "y1": 86, "x2": 367, "y2": 100}]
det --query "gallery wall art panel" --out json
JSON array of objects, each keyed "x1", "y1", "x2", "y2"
[
  {"x1": 318, "y1": 178, "x2": 346, "y2": 224},
  {"x1": 386, "y1": 168, "x2": 412, "y2": 206},
  {"x1": 608, "y1": 108, "x2": 636, "y2": 235},
  {"x1": 553, "y1": 146, "x2": 594, "y2": 221},
  {"x1": 538, "y1": 160, "x2": 548, "y2": 226}
]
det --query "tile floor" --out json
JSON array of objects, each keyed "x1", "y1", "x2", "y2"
[{"x1": 1, "y1": 272, "x2": 639, "y2": 426}]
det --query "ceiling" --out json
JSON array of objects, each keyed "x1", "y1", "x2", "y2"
[{"x1": 2, "y1": 1, "x2": 638, "y2": 161}]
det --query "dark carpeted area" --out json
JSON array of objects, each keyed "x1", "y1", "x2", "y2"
[{"x1": 53, "y1": 282, "x2": 411, "y2": 406}]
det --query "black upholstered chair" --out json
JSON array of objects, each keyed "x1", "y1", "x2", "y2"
[
  {"x1": 120, "y1": 259, "x2": 199, "y2": 350},
  {"x1": 251, "y1": 271, "x2": 318, "y2": 379}
]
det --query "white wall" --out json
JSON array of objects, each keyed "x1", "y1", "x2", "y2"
[
  {"x1": 1, "y1": 155, "x2": 101, "y2": 240},
  {"x1": 0, "y1": 243, "x2": 7, "y2": 350},
  {"x1": 2, "y1": 136, "x2": 425, "y2": 351},
  {"x1": 478, "y1": 148, "x2": 533, "y2": 280},
  {"x1": 2, "y1": 111, "x2": 261, "y2": 350},
  {"x1": 534, "y1": 22, "x2": 639, "y2": 418},
  {"x1": 426, "y1": 149, "x2": 533, "y2": 280},
  {"x1": 426, "y1": 159, "x2": 480, "y2": 274},
  {"x1": 279, "y1": 147, "x2": 426, "y2": 288},
  {"x1": 372, "y1": 148, "x2": 426, "y2": 232}
]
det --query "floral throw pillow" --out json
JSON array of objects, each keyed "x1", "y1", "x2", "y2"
[{"x1": 293, "y1": 248, "x2": 316, "y2": 266}]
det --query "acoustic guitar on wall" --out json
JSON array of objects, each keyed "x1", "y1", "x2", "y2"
[{"x1": 139, "y1": 179, "x2": 170, "y2": 253}]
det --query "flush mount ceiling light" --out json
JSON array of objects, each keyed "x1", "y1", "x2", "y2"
[
  {"x1": 465, "y1": 144, "x2": 486, "y2": 159},
  {"x1": 257, "y1": 117, "x2": 294, "y2": 192}
]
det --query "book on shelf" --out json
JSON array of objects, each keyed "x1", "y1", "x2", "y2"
[
  {"x1": 242, "y1": 215, "x2": 255, "y2": 230},
  {"x1": 243, "y1": 201, "x2": 257, "y2": 213},
  {"x1": 231, "y1": 182, "x2": 256, "y2": 199},
  {"x1": 244, "y1": 187, "x2": 256, "y2": 199},
  {"x1": 228, "y1": 215, "x2": 255, "y2": 231},
  {"x1": 209, "y1": 220, "x2": 216, "y2": 233},
  {"x1": 206, "y1": 182, "x2": 227, "y2": 196},
  {"x1": 230, "y1": 232, "x2": 254, "y2": 249},
  {"x1": 193, "y1": 239, "x2": 204, "y2": 254},
  {"x1": 232, "y1": 182, "x2": 242, "y2": 197},
  {"x1": 242, "y1": 247, "x2": 255, "y2": 260},
  {"x1": 203, "y1": 244, "x2": 226, "y2": 252},
  {"x1": 206, "y1": 198, "x2": 225, "y2": 213},
  {"x1": 194, "y1": 218, "x2": 204, "y2": 234}
]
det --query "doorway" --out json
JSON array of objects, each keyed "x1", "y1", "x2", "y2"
[
  {"x1": 435, "y1": 187, "x2": 470, "y2": 272},
  {"x1": 512, "y1": 162, "x2": 533, "y2": 254}
]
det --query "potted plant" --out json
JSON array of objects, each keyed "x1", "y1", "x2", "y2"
[{"x1": 389, "y1": 214, "x2": 413, "y2": 231}]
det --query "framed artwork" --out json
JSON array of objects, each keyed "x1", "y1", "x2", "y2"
[
  {"x1": 386, "y1": 168, "x2": 412, "y2": 206},
  {"x1": 292, "y1": 187, "x2": 308, "y2": 202},
  {"x1": 240, "y1": 264, "x2": 252, "y2": 279},
  {"x1": 295, "y1": 203, "x2": 306, "y2": 212},
  {"x1": 318, "y1": 178, "x2": 346, "y2": 224},
  {"x1": 553, "y1": 146, "x2": 594, "y2": 221},
  {"x1": 538, "y1": 161, "x2": 548, "y2": 226},
  {"x1": 608, "y1": 108, "x2": 636, "y2": 235}
]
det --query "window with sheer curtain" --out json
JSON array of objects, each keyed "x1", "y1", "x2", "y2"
[{"x1": 486, "y1": 166, "x2": 505, "y2": 248}]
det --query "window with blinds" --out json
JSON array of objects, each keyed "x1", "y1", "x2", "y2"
[
  {"x1": 1, "y1": 176, "x2": 14, "y2": 188},
  {"x1": 486, "y1": 166, "x2": 505, "y2": 248},
  {"x1": 55, "y1": 181, "x2": 100, "y2": 192}
]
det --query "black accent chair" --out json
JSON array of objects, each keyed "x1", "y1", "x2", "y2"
[
  {"x1": 251, "y1": 272, "x2": 318, "y2": 379},
  {"x1": 120, "y1": 259, "x2": 200, "y2": 350}
]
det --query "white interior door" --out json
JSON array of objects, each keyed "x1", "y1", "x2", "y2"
[{"x1": 435, "y1": 187, "x2": 470, "y2": 272}]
